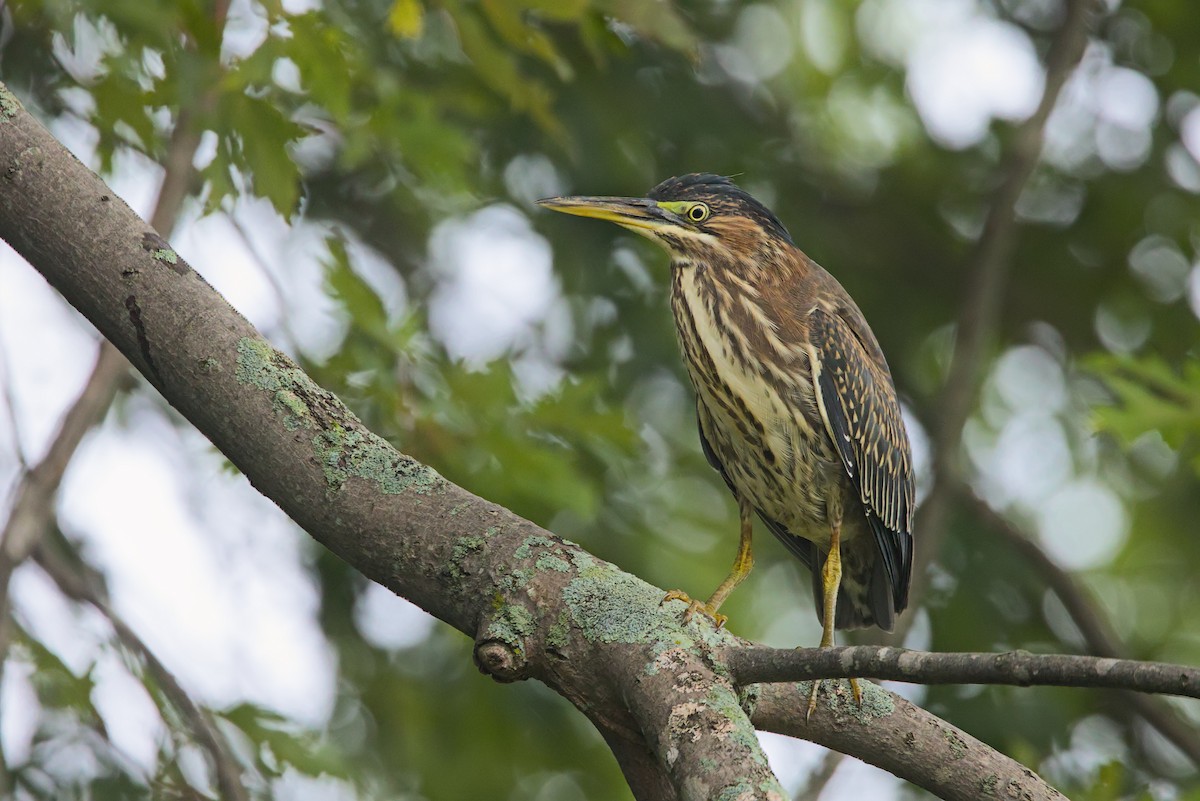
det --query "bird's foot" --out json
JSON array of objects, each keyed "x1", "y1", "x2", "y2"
[
  {"x1": 805, "y1": 676, "x2": 864, "y2": 720},
  {"x1": 660, "y1": 589, "x2": 728, "y2": 629}
]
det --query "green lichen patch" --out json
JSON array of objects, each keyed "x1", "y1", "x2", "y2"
[
  {"x1": 486, "y1": 601, "x2": 536, "y2": 657},
  {"x1": 499, "y1": 567, "x2": 533, "y2": 594},
  {"x1": 805, "y1": 678, "x2": 895, "y2": 723},
  {"x1": 942, "y1": 727, "x2": 968, "y2": 760},
  {"x1": 235, "y1": 338, "x2": 295, "y2": 392},
  {"x1": 152, "y1": 247, "x2": 179, "y2": 265},
  {"x1": 703, "y1": 685, "x2": 768, "y2": 768},
  {"x1": 0, "y1": 84, "x2": 21, "y2": 120},
  {"x1": 714, "y1": 782, "x2": 754, "y2": 801},
  {"x1": 449, "y1": 534, "x2": 487, "y2": 579},
  {"x1": 535, "y1": 554, "x2": 570, "y2": 573},
  {"x1": 854, "y1": 680, "x2": 896, "y2": 721},
  {"x1": 563, "y1": 563, "x2": 687, "y2": 646},
  {"x1": 514, "y1": 534, "x2": 559, "y2": 560},
  {"x1": 562, "y1": 558, "x2": 741, "y2": 663},
  {"x1": 313, "y1": 425, "x2": 442, "y2": 496},
  {"x1": 569, "y1": 549, "x2": 596, "y2": 572},
  {"x1": 235, "y1": 337, "x2": 444, "y2": 497},
  {"x1": 274, "y1": 389, "x2": 310, "y2": 430},
  {"x1": 546, "y1": 610, "x2": 571, "y2": 653},
  {"x1": 198, "y1": 357, "x2": 221, "y2": 374},
  {"x1": 980, "y1": 774, "x2": 998, "y2": 796}
]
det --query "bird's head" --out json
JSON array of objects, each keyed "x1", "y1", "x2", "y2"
[{"x1": 537, "y1": 174, "x2": 793, "y2": 265}]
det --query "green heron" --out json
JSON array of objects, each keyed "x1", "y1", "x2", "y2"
[{"x1": 538, "y1": 174, "x2": 914, "y2": 709}]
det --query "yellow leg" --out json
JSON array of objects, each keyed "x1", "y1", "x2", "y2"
[
  {"x1": 806, "y1": 520, "x2": 862, "y2": 719},
  {"x1": 663, "y1": 497, "x2": 754, "y2": 628}
]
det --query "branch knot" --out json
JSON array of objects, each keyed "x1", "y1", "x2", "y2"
[{"x1": 474, "y1": 639, "x2": 526, "y2": 682}]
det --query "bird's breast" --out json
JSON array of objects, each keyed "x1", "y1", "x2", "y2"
[{"x1": 671, "y1": 266, "x2": 850, "y2": 542}]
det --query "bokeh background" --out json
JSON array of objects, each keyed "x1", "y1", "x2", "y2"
[{"x1": 2, "y1": 0, "x2": 1200, "y2": 798}]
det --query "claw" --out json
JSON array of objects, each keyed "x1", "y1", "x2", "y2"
[
  {"x1": 661, "y1": 589, "x2": 728, "y2": 628},
  {"x1": 806, "y1": 680, "x2": 821, "y2": 720},
  {"x1": 805, "y1": 677, "x2": 864, "y2": 721}
]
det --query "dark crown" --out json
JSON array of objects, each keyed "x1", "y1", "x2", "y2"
[{"x1": 647, "y1": 174, "x2": 793, "y2": 245}]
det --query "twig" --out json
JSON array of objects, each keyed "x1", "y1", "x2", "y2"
[
  {"x1": 0, "y1": 342, "x2": 123, "y2": 787},
  {"x1": 964, "y1": 487, "x2": 1200, "y2": 767},
  {"x1": 795, "y1": 750, "x2": 843, "y2": 801},
  {"x1": 908, "y1": 0, "x2": 1101, "y2": 610},
  {"x1": 0, "y1": 342, "x2": 127, "y2": 644},
  {"x1": 0, "y1": 345, "x2": 126, "y2": 571},
  {"x1": 33, "y1": 542, "x2": 248, "y2": 801},
  {"x1": 226, "y1": 213, "x2": 303, "y2": 352},
  {"x1": 726, "y1": 645, "x2": 1200, "y2": 698},
  {"x1": 0, "y1": 332, "x2": 27, "y2": 469}
]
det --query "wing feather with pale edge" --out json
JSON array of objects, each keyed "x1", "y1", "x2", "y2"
[{"x1": 808, "y1": 306, "x2": 915, "y2": 611}]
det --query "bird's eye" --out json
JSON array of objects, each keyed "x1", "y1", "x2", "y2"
[{"x1": 687, "y1": 203, "x2": 710, "y2": 223}]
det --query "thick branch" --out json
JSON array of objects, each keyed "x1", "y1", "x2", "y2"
[
  {"x1": 750, "y1": 682, "x2": 1067, "y2": 801},
  {"x1": 620, "y1": 640, "x2": 785, "y2": 800},
  {"x1": 727, "y1": 645, "x2": 1200, "y2": 699}
]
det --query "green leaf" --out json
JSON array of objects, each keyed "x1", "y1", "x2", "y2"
[
  {"x1": 1086, "y1": 353, "x2": 1200, "y2": 454},
  {"x1": 388, "y1": 0, "x2": 424, "y2": 39}
]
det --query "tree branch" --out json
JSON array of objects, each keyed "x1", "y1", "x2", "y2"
[
  {"x1": 750, "y1": 682, "x2": 1068, "y2": 801},
  {"x1": 910, "y1": 0, "x2": 1101, "y2": 609},
  {"x1": 727, "y1": 645, "x2": 1200, "y2": 698},
  {"x1": 31, "y1": 540, "x2": 248, "y2": 801},
  {"x1": 0, "y1": 82, "x2": 1078, "y2": 800},
  {"x1": 964, "y1": 487, "x2": 1200, "y2": 767},
  {"x1": 0, "y1": 345, "x2": 125, "y2": 576},
  {"x1": 0, "y1": 343, "x2": 127, "y2": 689},
  {"x1": 793, "y1": 750, "x2": 842, "y2": 801}
]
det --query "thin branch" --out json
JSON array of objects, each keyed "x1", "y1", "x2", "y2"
[
  {"x1": 33, "y1": 541, "x2": 248, "y2": 801},
  {"x1": 963, "y1": 487, "x2": 1200, "y2": 767},
  {"x1": 0, "y1": 332, "x2": 27, "y2": 469},
  {"x1": 726, "y1": 645, "x2": 1200, "y2": 698},
  {"x1": 0, "y1": 340, "x2": 125, "y2": 792},
  {"x1": 0, "y1": 342, "x2": 127, "y2": 659},
  {"x1": 908, "y1": 0, "x2": 1100, "y2": 610},
  {"x1": 794, "y1": 750, "x2": 842, "y2": 801},
  {"x1": 0, "y1": 345, "x2": 126, "y2": 569},
  {"x1": 226, "y1": 214, "x2": 302, "y2": 352}
]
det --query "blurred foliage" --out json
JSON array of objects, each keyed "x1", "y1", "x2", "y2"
[
  {"x1": 1088, "y1": 354, "x2": 1200, "y2": 476},
  {"x1": 4, "y1": 0, "x2": 1200, "y2": 799}
]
